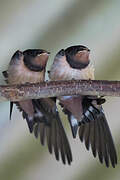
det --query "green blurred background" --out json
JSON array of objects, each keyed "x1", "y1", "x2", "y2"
[{"x1": 0, "y1": 0, "x2": 120, "y2": 179}]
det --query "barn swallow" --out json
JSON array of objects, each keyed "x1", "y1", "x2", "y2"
[
  {"x1": 2, "y1": 49, "x2": 72, "y2": 165},
  {"x1": 49, "y1": 45, "x2": 117, "y2": 167}
]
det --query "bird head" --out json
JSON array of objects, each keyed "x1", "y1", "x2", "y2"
[
  {"x1": 23, "y1": 49, "x2": 50, "y2": 72},
  {"x1": 65, "y1": 45, "x2": 90, "y2": 69}
]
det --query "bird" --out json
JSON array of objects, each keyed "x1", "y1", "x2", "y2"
[
  {"x1": 49, "y1": 45, "x2": 117, "y2": 167},
  {"x1": 2, "y1": 49, "x2": 72, "y2": 165}
]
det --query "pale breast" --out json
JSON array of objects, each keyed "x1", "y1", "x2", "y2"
[
  {"x1": 49, "y1": 56, "x2": 95, "y2": 81},
  {"x1": 8, "y1": 59, "x2": 45, "y2": 84}
]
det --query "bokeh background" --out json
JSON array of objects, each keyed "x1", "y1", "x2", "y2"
[{"x1": 0, "y1": 0, "x2": 120, "y2": 179}]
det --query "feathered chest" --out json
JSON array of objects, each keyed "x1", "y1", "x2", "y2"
[
  {"x1": 8, "y1": 60, "x2": 45, "y2": 84},
  {"x1": 49, "y1": 58, "x2": 95, "y2": 81}
]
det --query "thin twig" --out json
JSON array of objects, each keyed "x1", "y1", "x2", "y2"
[{"x1": 0, "y1": 80, "x2": 120, "y2": 102}]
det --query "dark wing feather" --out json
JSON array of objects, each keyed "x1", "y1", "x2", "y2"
[
  {"x1": 79, "y1": 97, "x2": 117, "y2": 168},
  {"x1": 34, "y1": 123, "x2": 39, "y2": 138},
  {"x1": 100, "y1": 109, "x2": 117, "y2": 167},
  {"x1": 10, "y1": 102, "x2": 13, "y2": 120},
  {"x1": 2, "y1": 70, "x2": 9, "y2": 83},
  {"x1": 2, "y1": 70, "x2": 8, "y2": 78},
  {"x1": 32, "y1": 98, "x2": 73, "y2": 165},
  {"x1": 57, "y1": 112, "x2": 73, "y2": 164},
  {"x1": 46, "y1": 126, "x2": 52, "y2": 154},
  {"x1": 15, "y1": 102, "x2": 35, "y2": 133}
]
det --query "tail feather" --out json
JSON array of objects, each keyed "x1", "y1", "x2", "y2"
[
  {"x1": 46, "y1": 126, "x2": 52, "y2": 154},
  {"x1": 79, "y1": 123, "x2": 85, "y2": 142},
  {"x1": 52, "y1": 120, "x2": 59, "y2": 161},
  {"x1": 84, "y1": 122, "x2": 90, "y2": 150},
  {"x1": 34, "y1": 123, "x2": 39, "y2": 138},
  {"x1": 39, "y1": 122, "x2": 45, "y2": 145}
]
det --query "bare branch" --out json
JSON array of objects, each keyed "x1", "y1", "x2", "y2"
[{"x1": 0, "y1": 80, "x2": 120, "y2": 102}]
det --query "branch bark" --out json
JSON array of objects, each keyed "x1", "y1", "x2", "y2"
[{"x1": 0, "y1": 80, "x2": 120, "y2": 102}]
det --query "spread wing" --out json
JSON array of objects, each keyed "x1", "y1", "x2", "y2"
[
  {"x1": 32, "y1": 98, "x2": 72, "y2": 165},
  {"x1": 59, "y1": 93, "x2": 117, "y2": 167},
  {"x1": 79, "y1": 97, "x2": 117, "y2": 167}
]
